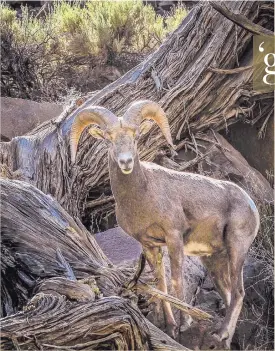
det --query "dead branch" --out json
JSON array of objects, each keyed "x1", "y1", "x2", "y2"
[
  {"x1": 209, "y1": 1, "x2": 274, "y2": 36},
  {"x1": 135, "y1": 282, "x2": 213, "y2": 321},
  {"x1": 208, "y1": 65, "x2": 253, "y2": 74}
]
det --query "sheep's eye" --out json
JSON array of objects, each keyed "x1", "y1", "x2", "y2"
[{"x1": 105, "y1": 132, "x2": 113, "y2": 141}]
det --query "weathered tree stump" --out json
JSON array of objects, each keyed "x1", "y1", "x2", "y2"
[
  {"x1": 1, "y1": 291, "x2": 151, "y2": 350},
  {"x1": 1, "y1": 178, "x2": 131, "y2": 315}
]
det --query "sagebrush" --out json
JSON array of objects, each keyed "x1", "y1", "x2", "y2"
[{"x1": 0, "y1": 0, "x2": 187, "y2": 101}]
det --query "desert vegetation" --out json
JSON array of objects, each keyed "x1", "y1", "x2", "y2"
[{"x1": 0, "y1": 0, "x2": 186, "y2": 101}]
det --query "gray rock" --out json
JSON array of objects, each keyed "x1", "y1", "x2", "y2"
[
  {"x1": 1, "y1": 97, "x2": 63, "y2": 140},
  {"x1": 95, "y1": 226, "x2": 206, "y2": 303},
  {"x1": 221, "y1": 117, "x2": 274, "y2": 178},
  {"x1": 174, "y1": 131, "x2": 274, "y2": 204},
  {"x1": 95, "y1": 227, "x2": 142, "y2": 266}
]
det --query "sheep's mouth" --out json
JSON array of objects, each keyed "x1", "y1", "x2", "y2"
[{"x1": 121, "y1": 168, "x2": 133, "y2": 175}]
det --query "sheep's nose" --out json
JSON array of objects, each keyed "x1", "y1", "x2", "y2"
[
  {"x1": 118, "y1": 153, "x2": 134, "y2": 173},
  {"x1": 120, "y1": 157, "x2": 133, "y2": 166}
]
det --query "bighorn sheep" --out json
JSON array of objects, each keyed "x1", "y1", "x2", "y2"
[{"x1": 70, "y1": 100, "x2": 259, "y2": 347}]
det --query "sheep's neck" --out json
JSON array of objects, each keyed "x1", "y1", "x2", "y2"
[{"x1": 108, "y1": 152, "x2": 147, "y2": 204}]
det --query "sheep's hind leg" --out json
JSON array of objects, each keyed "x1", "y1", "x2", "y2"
[
  {"x1": 203, "y1": 230, "x2": 251, "y2": 349},
  {"x1": 215, "y1": 245, "x2": 246, "y2": 348},
  {"x1": 200, "y1": 251, "x2": 232, "y2": 311},
  {"x1": 143, "y1": 246, "x2": 177, "y2": 338}
]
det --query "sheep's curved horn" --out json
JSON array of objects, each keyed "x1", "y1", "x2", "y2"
[
  {"x1": 70, "y1": 106, "x2": 118, "y2": 162},
  {"x1": 123, "y1": 100, "x2": 174, "y2": 148}
]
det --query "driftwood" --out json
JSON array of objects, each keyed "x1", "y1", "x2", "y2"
[
  {"x1": 2, "y1": 287, "x2": 188, "y2": 351},
  {"x1": 135, "y1": 282, "x2": 212, "y2": 321},
  {"x1": 0, "y1": 1, "x2": 273, "y2": 230}
]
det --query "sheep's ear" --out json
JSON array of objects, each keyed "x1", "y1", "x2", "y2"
[
  {"x1": 88, "y1": 127, "x2": 105, "y2": 139},
  {"x1": 140, "y1": 120, "x2": 154, "y2": 135}
]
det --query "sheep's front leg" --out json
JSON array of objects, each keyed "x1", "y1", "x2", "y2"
[
  {"x1": 166, "y1": 230, "x2": 192, "y2": 336},
  {"x1": 143, "y1": 246, "x2": 177, "y2": 338}
]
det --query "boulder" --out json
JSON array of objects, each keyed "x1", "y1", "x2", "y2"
[
  {"x1": 159, "y1": 131, "x2": 274, "y2": 204},
  {"x1": 221, "y1": 117, "x2": 274, "y2": 179},
  {"x1": 95, "y1": 226, "x2": 206, "y2": 302},
  {"x1": 0, "y1": 97, "x2": 63, "y2": 140},
  {"x1": 198, "y1": 132, "x2": 274, "y2": 203},
  {"x1": 95, "y1": 227, "x2": 142, "y2": 266}
]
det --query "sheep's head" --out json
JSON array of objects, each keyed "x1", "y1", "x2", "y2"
[{"x1": 70, "y1": 100, "x2": 174, "y2": 175}]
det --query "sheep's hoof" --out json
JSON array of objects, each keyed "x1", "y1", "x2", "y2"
[
  {"x1": 212, "y1": 329, "x2": 230, "y2": 343},
  {"x1": 180, "y1": 314, "x2": 193, "y2": 332},
  {"x1": 180, "y1": 323, "x2": 190, "y2": 333}
]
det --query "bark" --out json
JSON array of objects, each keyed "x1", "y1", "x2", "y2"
[
  {"x1": 209, "y1": 1, "x2": 274, "y2": 36},
  {"x1": 0, "y1": 1, "x2": 273, "y2": 229},
  {"x1": 1, "y1": 291, "x2": 151, "y2": 350},
  {"x1": 1, "y1": 288, "x2": 187, "y2": 350}
]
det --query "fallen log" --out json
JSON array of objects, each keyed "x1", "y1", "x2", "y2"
[{"x1": 0, "y1": 1, "x2": 273, "y2": 229}]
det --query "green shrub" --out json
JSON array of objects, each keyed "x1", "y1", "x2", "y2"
[
  {"x1": 0, "y1": 0, "x2": 187, "y2": 100},
  {"x1": 0, "y1": 3, "x2": 17, "y2": 27},
  {"x1": 166, "y1": 6, "x2": 187, "y2": 33}
]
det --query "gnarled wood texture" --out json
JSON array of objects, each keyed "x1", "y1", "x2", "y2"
[
  {"x1": 1, "y1": 178, "x2": 132, "y2": 315},
  {"x1": 1, "y1": 292, "x2": 151, "y2": 350}
]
